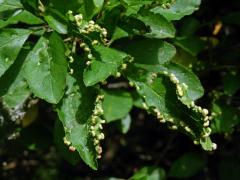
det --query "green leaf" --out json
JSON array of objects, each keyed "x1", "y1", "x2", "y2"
[
  {"x1": 151, "y1": 0, "x2": 201, "y2": 21},
  {"x1": 83, "y1": 45, "x2": 128, "y2": 86},
  {"x1": 137, "y1": 12, "x2": 176, "y2": 39},
  {"x1": 173, "y1": 37, "x2": 206, "y2": 56},
  {"x1": 164, "y1": 63, "x2": 204, "y2": 104},
  {"x1": 123, "y1": 0, "x2": 152, "y2": 16},
  {"x1": 0, "y1": 10, "x2": 44, "y2": 28},
  {"x1": 103, "y1": 89, "x2": 133, "y2": 122},
  {"x1": 211, "y1": 101, "x2": 240, "y2": 134},
  {"x1": 57, "y1": 71, "x2": 98, "y2": 170},
  {"x1": 178, "y1": 17, "x2": 201, "y2": 37},
  {"x1": 122, "y1": 39, "x2": 176, "y2": 65},
  {"x1": 172, "y1": 48, "x2": 197, "y2": 68},
  {"x1": 111, "y1": 27, "x2": 129, "y2": 42},
  {"x1": 50, "y1": 0, "x2": 83, "y2": 14},
  {"x1": 44, "y1": 9, "x2": 68, "y2": 34},
  {"x1": 222, "y1": 72, "x2": 240, "y2": 95},
  {"x1": 0, "y1": 28, "x2": 31, "y2": 77},
  {"x1": 0, "y1": 47, "x2": 30, "y2": 108},
  {"x1": 23, "y1": 32, "x2": 67, "y2": 104},
  {"x1": 118, "y1": 16, "x2": 147, "y2": 36},
  {"x1": 125, "y1": 65, "x2": 209, "y2": 143},
  {"x1": 83, "y1": 0, "x2": 104, "y2": 19},
  {"x1": 169, "y1": 153, "x2": 206, "y2": 178},
  {"x1": 134, "y1": 62, "x2": 204, "y2": 105},
  {"x1": 130, "y1": 166, "x2": 166, "y2": 180},
  {"x1": 0, "y1": 0, "x2": 23, "y2": 12}
]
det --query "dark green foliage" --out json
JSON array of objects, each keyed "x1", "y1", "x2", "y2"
[{"x1": 0, "y1": 0, "x2": 240, "y2": 179}]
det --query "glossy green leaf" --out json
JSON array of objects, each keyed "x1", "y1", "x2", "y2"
[
  {"x1": 57, "y1": 71, "x2": 98, "y2": 170},
  {"x1": 0, "y1": 0, "x2": 23, "y2": 12},
  {"x1": 44, "y1": 9, "x2": 68, "y2": 34},
  {"x1": 151, "y1": 0, "x2": 201, "y2": 21},
  {"x1": 83, "y1": 45, "x2": 128, "y2": 86},
  {"x1": 125, "y1": 65, "x2": 208, "y2": 143},
  {"x1": 0, "y1": 10, "x2": 44, "y2": 28},
  {"x1": 0, "y1": 28, "x2": 31, "y2": 77},
  {"x1": 23, "y1": 32, "x2": 67, "y2": 104},
  {"x1": 130, "y1": 166, "x2": 166, "y2": 180},
  {"x1": 164, "y1": 63, "x2": 204, "y2": 104},
  {"x1": 134, "y1": 62, "x2": 204, "y2": 105},
  {"x1": 123, "y1": 0, "x2": 152, "y2": 16},
  {"x1": 169, "y1": 153, "x2": 206, "y2": 178},
  {"x1": 137, "y1": 12, "x2": 176, "y2": 39},
  {"x1": 103, "y1": 90, "x2": 133, "y2": 122}
]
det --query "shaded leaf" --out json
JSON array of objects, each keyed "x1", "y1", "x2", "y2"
[
  {"x1": 169, "y1": 153, "x2": 206, "y2": 178},
  {"x1": 83, "y1": 0, "x2": 104, "y2": 19},
  {"x1": 173, "y1": 37, "x2": 206, "y2": 56},
  {"x1": 103, "y1": 89, "x2": 133, "y2": 122},
  {"x1": 0, "y1": 47, "x2": 30, "y2": 108},
  {"x1": 211, "y1": 101, "x2": 240, "y2": 134},
  {"x1": 121, "y1": 39, "x2": 176, "y2": 65},
  {"x1": 222, "y1": 72, "x2": 240, "y2": 95},
  {"x1": 54, "y1": 119, "x2": 81, "y2": 165}
]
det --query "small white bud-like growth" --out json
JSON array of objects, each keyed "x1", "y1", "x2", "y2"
[{"x1": 69, "y1": 146, "x2": 76, "y2": 152}]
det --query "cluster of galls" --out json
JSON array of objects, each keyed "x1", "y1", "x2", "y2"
[
  {"x1": 89, "y1": 94, "x2": 106, "y2": 159},
  {"x1": 63, "y1": 136, "x2": 76, "y2": 152},
  {"x1": 67, "y1": 10, "x2": 108, "y2": 43},
  {"x1": 65, "y1": 49, "x2": 75, "y2": 74},
  {"x1": 66, "y1": 11, "x2": 110, "y2": 68},
  {"x1": 161, "y1": 0, "x2": 175, "y2": 9},
  {"x1": 79, "y1": 41, "x2": 98, "y2": 66},
  {"x1": 164, "y1": 71, "x2": 217, "y2": 149}
]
